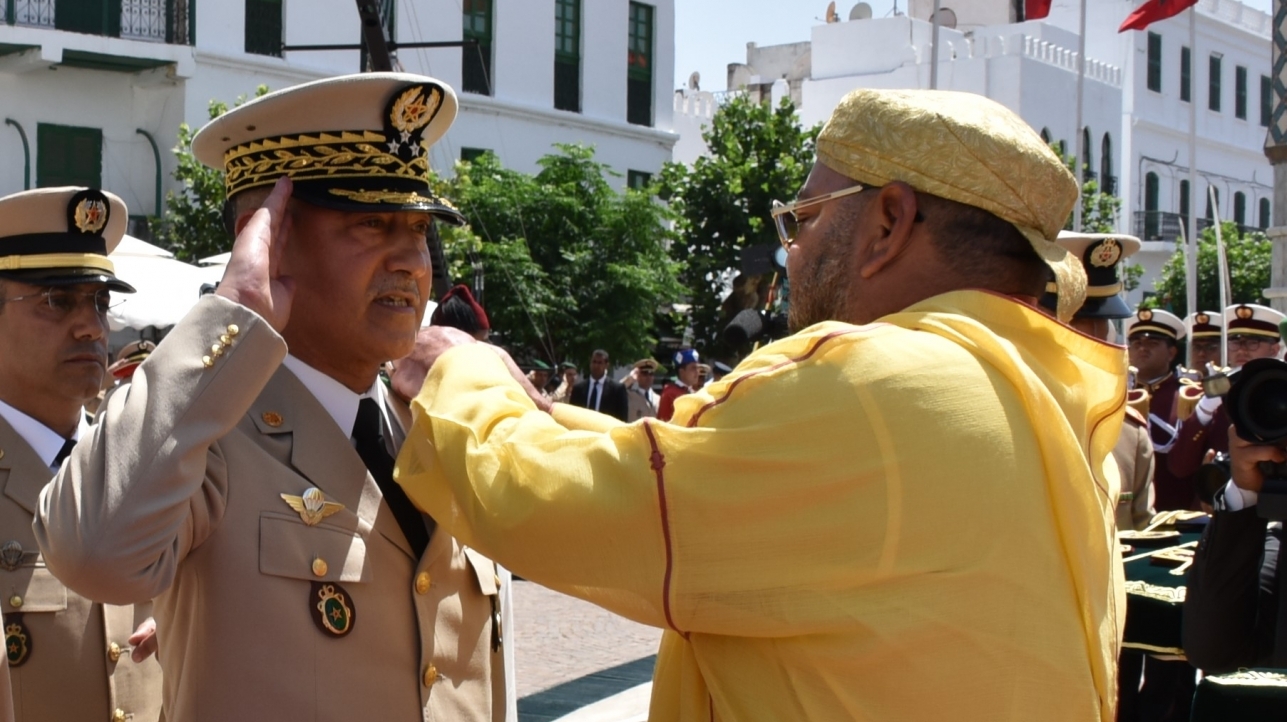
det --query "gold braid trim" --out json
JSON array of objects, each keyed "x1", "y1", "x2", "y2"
[
  {"x1": 1124, "y1": 579, "x2": 1187, "y2": 603},
  {"x1": 0, "y1": 253, "x2": 115, "y2": 274},
  {"x1": 222, "y1": 130, "x2": 429, "y2": 197},
  {"x1": 328, "y1": 189, "x2": 458, "y2": 209}
]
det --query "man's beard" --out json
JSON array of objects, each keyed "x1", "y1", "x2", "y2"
[{"x1": 787, "y1": 224, "x2": 855, "y2": 333}]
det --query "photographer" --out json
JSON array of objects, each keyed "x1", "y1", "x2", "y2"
[{"x1": 1183, "y1": 425, "x2": 1286, "y2": 671}]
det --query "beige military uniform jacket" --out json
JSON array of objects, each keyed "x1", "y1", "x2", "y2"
[
  {"x1": 1113, "y1": 408, "x2": 1157, "y2": 531},
  {"x1": 33, "y1": 296, "x2": 507, "y2": 722},
  {"x1": 0, "y1": 416, "x2": 161, "y2": 722}
]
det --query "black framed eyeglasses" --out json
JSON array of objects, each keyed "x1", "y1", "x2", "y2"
[{"x1": 3, "y1": 288, "x2": 119, "y2": 318}]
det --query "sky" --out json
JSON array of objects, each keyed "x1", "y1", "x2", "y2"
[{"x1": 673, "y1": 0, "x2": 1275, "y2": 93}]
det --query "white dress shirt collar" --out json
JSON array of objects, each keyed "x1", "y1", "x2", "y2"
[
  {"x1": 281, "y1": 355, "x2": 383, "y2": 437},
  {"x1": 0, "y1": 397, "x2": 88, "y2": 471}
]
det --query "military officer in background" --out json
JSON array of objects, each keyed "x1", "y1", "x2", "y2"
[
  {"x1": 0, "y1": 188, "x2": 162, "y2": 721},
  {"x1": 1126, "y1": 308, "x2": 1190, "y2": 511},
  {"x1": 1168, "y1": 303, "x2": 1285, "y2": 492},
  {"x1": 1040, "y1": 231, "x2": 1156, "y2": 532},
  {"x1": 35, "y1": 74, "x2": 509, "y2": 721},
  {"x1": 621, "y1": 358, "x2": 662, "y2": 421},
  {"x1": 1183, "y1": 311, "x2": 1224, "y2": 376}
]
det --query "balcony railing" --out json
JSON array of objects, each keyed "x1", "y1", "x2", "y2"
[
  {"x1": 7, "y1": 0, "x2": 193, "y2": 45},
  {"x1": 1133, "y1": 211, "x2": 1264, "y2": 241}
]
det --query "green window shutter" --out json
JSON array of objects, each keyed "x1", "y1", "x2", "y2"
[
  {"x1": 1235, "y1": 65, "x2": 1247, "y2": 120},
  {"x1": 1180, "y1": 46, "x2": 1191, "y2": 102},
  {"x1": 245, "y1": 0, "x2": 282, "y2": 57},
  {"x1": 554, "y1": 0, "x2": 581, "y2": 112},
  {"x1": 1209, "y1": 54, "x2": 1222, "y2": 112},
  {"x1": 1262, "y1": 74, "x2": 1273, "y2": 127},
  {"x1": 462, "y1": 0, "x2": 493, "y2": 95},
  {"x1": 1146, "y1": 33, "x2": 1162, "y2": 92},
  {"x1": 37, "y1": 123, "x2": 102, "y2": 189},
  {"x1": 626, "y1": 2, "x2": 654, "y2": 126}
]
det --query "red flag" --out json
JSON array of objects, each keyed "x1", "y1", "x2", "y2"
[
  {"x1": 1118, "y1": 0, "x2": 1198, "y2": 32},
  {"x1": 1025, "y1": 0, "x2": 1052, "y2": 20}
]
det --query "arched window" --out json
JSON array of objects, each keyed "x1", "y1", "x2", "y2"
[
  {"x1": 1179, "y1": 179, "x2": 1191, "y2": 232},
  {"x1": 1082, "y1": 127, "x2": 1093, "y2": 181},
  {"x1": 1205, "y1": 186, "x2": 1220, "y2": 221},
  {"x1": 1261, "y1": 197, "x2": 1272, "y2": 229},
  {"x1": 1234, "y1": 191, "x2": 1247, "y2": 226},
  {"x1": 1101, "y1": 133, "x2": 1114, "y2": 194},
  {"x1": 1040, "y1": 127, "x2": 1052, "y2": 144},
  {"x1": 1145, "y1": 172, "x2": 1160, "y2": 239}
]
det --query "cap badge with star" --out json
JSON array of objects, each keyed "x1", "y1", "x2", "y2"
[
  {"x1": 1039, "y1": 232, "x2": 1140, "y2": 319},
  {"x1": 192, "y1": 72, "x2": 464, "y2": 224},
  {"x1": 0, "y1": 187, "x2": 135, "y2": 292}
]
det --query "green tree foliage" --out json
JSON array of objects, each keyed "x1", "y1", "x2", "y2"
[
  {"x1": 440, "y1": 145, "x2": 683, "y2": 365},
  {"x1": 1149, "y1": 222, "x2": 1272, "y2": 315},
  {"x1": 658, "y1": 95, "x2": 820, "y2": 359},
  {"x1": 152, "y1": 86, "x2": 269, "y2": 262}
]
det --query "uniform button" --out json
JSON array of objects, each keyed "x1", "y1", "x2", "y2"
[
  {"x1": 423, "y1": 664, "x2": 438, "y2": 687},
  {"x1": 8, "y1": 595, "x2": 21, "y2": 609},
  {"x1": 111, "y1": 709, "x2": 126, "y2": 722},
  {"x1": 108, "y1": 642, "x2": 123, "y2": 663},
  {"x1": 312, "y1": 558, "x2": 328, "y2": 577},
  {"x1": 201, "y1": 355, "x2": 214, "y2": 368},
  {"x1": 227, "y1": 324, "x2": 240, "y2": 336},
  {"x1": 414, "y1": 572, "x2": 431, "y2": 595}
]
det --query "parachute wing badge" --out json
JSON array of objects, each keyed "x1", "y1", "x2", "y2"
[{"x1": 281, "y1": 487, "x2": 345, "y2": 526}]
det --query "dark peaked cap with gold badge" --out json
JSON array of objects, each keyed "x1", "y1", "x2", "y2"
[
  {"x1": 192, "y1": 72, "x2": 465, "y2": 224},
  {"x1": 0, "y1": 186, "x2": 135, "y2": 292},
  {"x1": 1039, "y1": 231, "x2": 1140, "y2": 319}
]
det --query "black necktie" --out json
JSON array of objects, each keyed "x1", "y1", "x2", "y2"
[
  {"x1": 53, "y1": 438, "x2": 75, "y2": 467},
  {"x1": 592, "y1": 380, "x2": 602, "y2": 411},
  {"x1": 352, "y1": 398, "x2": 430, "y2": 557}
]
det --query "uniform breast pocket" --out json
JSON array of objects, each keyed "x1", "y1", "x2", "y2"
[
  {"x1": 3, "y1": 566, "x2": 68, "y2": 614},
  {"x1": 259, "y1": 512, "x2": 372, "y2": 584}
]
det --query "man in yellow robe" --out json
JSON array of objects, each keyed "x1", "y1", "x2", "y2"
[{"x1": 394, "y1": 89, "x2": 1127, "y2": 721}]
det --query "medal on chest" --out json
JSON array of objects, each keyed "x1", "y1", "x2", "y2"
[
  {"x1": 6, "y1": 615, "x2": 30, "y2": 666},
  {"x1": 310, "y1": 582, "x2": 356, "y2": 638}
]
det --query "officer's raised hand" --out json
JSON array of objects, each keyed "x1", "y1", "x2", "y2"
[{"x1": 215, "y1": 176, "x2": 296, "y2": 331}]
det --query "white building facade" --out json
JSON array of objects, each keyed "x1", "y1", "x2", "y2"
[
  {"x1": 0, "y1": 0, "x2": 677, "y2": 234},
  {"x1": 674, "y1": 0, "x2": 1271, "y2": 306}
]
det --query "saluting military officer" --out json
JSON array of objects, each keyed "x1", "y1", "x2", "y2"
[
  {"x1": 34, "y1": 74, "x2": 508, "y2": 721},
  {"x1": 1039, "y1": 232, "x2": 1156, "y2": 532},
  {"x1": 0, "y1": 188, "x2": 162, "y2": 722}
]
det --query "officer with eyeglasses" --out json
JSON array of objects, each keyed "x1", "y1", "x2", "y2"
[
  {"x1": 1170, "y1": 303, "x2": 1286, "y2": 496},
  {"x1": 0, "y1": 187, "x2": 163, "y2": 722}
]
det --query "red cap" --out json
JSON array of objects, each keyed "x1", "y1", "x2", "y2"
[{"x1": 431, "y1": 284, "x2": 490, "y2": 331}]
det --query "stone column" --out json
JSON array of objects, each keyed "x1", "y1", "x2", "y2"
[{"x1": 1264, "y1": 0, "x2": 1287, "y2": 312}]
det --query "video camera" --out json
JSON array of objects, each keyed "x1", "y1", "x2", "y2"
[
  {"x1": 1207, "y1": 358, "x2": 1287, "y2": 520},
  {"x1": 723, "y1": 309, "x2": 790, "y2": 347}
]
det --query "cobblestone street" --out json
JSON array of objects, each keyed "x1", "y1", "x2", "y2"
[{"x1": 512, "y1": 580, "x2": 662, "y2": 720}]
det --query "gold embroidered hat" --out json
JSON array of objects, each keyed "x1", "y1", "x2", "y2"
[
  {"x1": 1039, "y1": 232, "x2": 1141, "y2": 320},
  {"x1": 0, "y1": 187, "x2": 135, "y2": 292},
  {"x1": 1125, "y1": 307, "x2": 1185, "y2": 342},
  {"x1": 815, "y1": 88, "x2": 1084, "y2": 321},
  {"x1": 192, "y1": 72, "x2": 464, "y2": 223},
  {"x1": 1223, "y1": 303, "x2": 1285, "y2": 340}
]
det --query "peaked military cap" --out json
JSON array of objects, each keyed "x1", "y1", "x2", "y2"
[
  {"x1": 1126, "y1": 307, "x2": 1185, "y2": 341},
  {"x1": 1224, "y1": 303, "x2": 1285, "y2": 340},
  {"x1": 0, "y1": 187, "x2": 135, "y2": 292},
  {"x1": 1039, "y1": 231, "x2": 1141, "y2": 319},
  {"x1": 192, "y1": 73, "x2": 464, "y2": 224},
  {"x1": 1184, "y1": 311, "x2": 1223, "y2": 339}
]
